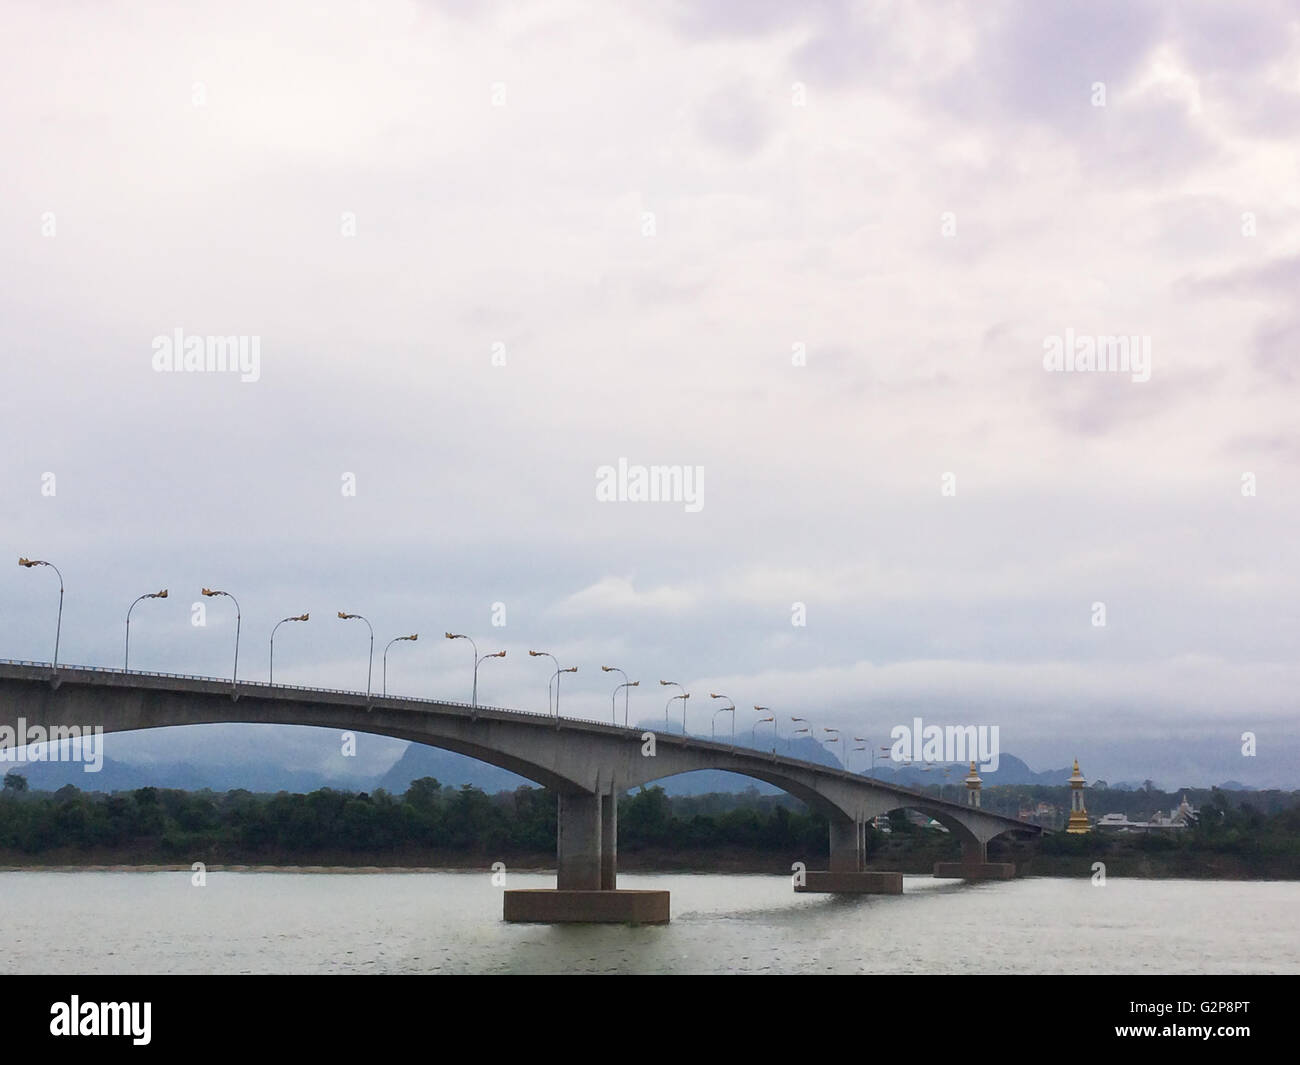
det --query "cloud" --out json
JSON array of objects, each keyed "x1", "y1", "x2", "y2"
[
  {"x1": 1, "y1": 0, "x2": 1297, "y2": 791},
  {"x1": 693, "y1": 83, "x2": 774, "y2": 156},
  {"x1": 552, "y1": 577, "x2": 695, "y2": 616}
]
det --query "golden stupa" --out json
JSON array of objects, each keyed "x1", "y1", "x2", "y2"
[{"x1": 1066, "y1": 758, "x2": 1090, "y2": 833}]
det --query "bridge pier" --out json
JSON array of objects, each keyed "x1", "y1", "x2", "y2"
[
  {"x1": 796, "y1": 816, "x2": 903, "y2": 895},
  {"x1": 828, "y1": 817, "x2": 863, "y2": 871},
  {"x1": 932, "y1": 837, "x2": 1016, "y2": 880},
  {"x1": 556, "y1": 791, "x2": 602, "y2": 890},
  {"x1": 503, "y1": 787, "x2": 670, "y2": 924},
  {"x1": 601, "y1": 790, "x2": 617, "y2": 890}
]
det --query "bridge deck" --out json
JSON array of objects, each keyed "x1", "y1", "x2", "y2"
[{"x1": 0, "y1": 659, "x2": 1038, "y2": 833}]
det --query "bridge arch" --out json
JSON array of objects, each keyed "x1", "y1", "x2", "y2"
[
  {"x1": 635, "y1": 765, "x2": 853, "y2": 822},
  {"x1": 874, "y1": 802, "x2": 981, "y2": 849}
]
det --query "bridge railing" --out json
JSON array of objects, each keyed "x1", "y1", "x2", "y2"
[{"x1": 0, "y1": 658, "x2": 549, "y2": 722}]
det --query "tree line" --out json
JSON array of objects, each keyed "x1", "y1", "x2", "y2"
[
  {"x1": 0, "y1": 774, "x2": 829, "y2": 861},
  {"x1": 1, "y1": 773, "x2": 1297, "y2": 876}
]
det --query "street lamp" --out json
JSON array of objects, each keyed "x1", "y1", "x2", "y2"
[
  {"x1": 447, "y1": 633, "x2": 506, "y2": 709},
  {"x1": 822, "y1": 727, "x2": 841, "y2": 764},
  {"x1": 202, "y1": 588, "x2": 241, "y2": 687},
  {"x1": 752, "y1": 707, "x2": 775, "y2": 747},
  {"x1": 477, "y1": 649, "x2": 507, "y2": 708},
  {"x1": 660, "y1": 680, "x2": 686, "y2": 732},
  {"x1": 790, "y1": 718, "x2": 811, "y2": 751},
  {"x1": 671, "y1": 692, "x2": 690, "y2": 734},
  {"x1": 551, "y1": 666, "x2": 577, "y2": 717},
  {"x1": 710, "y1": 693, "x2": 735, "y2": 745},
  {"x1": 383, "y1": 633, "x2": 418, "y2": 697},
  {"x1": 528, "y1": 650, "x2": 558, "y2": 715},
  {"x1": 269, "y1": 613, "x2": 309, "y2": 685},
  {"x1": 337, "y1": 612, "x2": 374, "y2": 700},
  {"x1": 601, "y1": 666, "x2": 636, "y2": 726},
  {"x1": 18, "y1": 558, "x2": 64, "y2": 669},
  {"x1": 124, "y1": 589, "x2": 168, "y2": 671},
  {"x1": 616, "y1": 681, "x2": 639, "y2": 725}
]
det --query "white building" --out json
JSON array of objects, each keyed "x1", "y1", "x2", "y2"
[{"x1": 1093, "y1": 796, "x2": 1196, "y2": 832}]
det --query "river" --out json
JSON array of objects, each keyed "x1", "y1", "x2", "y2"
[{"x1": 3, "y1": 871, "x2": 1296, "y2": 974}]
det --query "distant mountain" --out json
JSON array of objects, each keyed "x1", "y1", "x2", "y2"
[
  {"x1": 857, "y1": 753, "x2": 1075, "y2": 790},
  {"x1": 378, "y1": 744, "x2": 531, "y2": 794},
  {"x1": 8, "y1": 734, "x2": 1241, "y2": 801},
  {"x1": 10, "y1": 757, "x2": 358, "y2": 794}
]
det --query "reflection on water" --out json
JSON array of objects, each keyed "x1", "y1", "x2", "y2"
[{"x1": 1, "y1": 871, "x2": 1296, "y2": 974}]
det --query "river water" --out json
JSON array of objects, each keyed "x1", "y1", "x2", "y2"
[{"x1": 2, "y1": 871, "x2": 1296, "y2": 974}]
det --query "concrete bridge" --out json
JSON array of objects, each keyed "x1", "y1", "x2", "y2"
[{"x1": 0, "y1": 660, "x2": 1041, "y2": 922}]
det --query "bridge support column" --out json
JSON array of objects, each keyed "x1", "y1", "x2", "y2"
[
  {"x1": 829, "y1": 817, "x2": 863, "y2": 872},
  {"x1": 556, "y1": 791, "x2": 602, "y2": 890},
  {"x1": 503, "y1": 788, "x2": 669, "y2": 924},
  {"x1": 601, "y1": 789, "x2": 617, "y2": 890},
  {"x1": 932, "y1": 836, "x2": 1016, "y2": 880},
  {"x1": 797, "y1": 816, "x2": 902, "y2": 895}
]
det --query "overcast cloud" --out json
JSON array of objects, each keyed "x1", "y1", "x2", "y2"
[{"x1": 2, "y1": 1, "x2": 1298, "y2": 789}]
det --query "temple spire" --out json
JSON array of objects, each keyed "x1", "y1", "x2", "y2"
[{"x1": 1066, "y1": 758, "x2": 1090, "y2": 833}]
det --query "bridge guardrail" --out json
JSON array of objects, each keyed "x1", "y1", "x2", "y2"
[{"x1": 0, "y1": 658, "x2": 547, "y2": 720}]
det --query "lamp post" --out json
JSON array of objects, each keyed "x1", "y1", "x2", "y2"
[
  {"x1": 601, "y1": 666, "x2": 636, "y2": 726},
  {"x1": 201, "y1": 588, "x2": 241, "y2": 687},
  {"x1": 670, "y1": 693, "x2": 690, "y2": 734},
  {"x1": 822, "y1": 727, "x2": 841, "y2": 765},
  {"x1": 18, "y1": 558, "x2": 64, "y2": 669},
  {"x1": 446, "y1": 633, "x2": 477, "y2": 706},
  {"x1": 337, "y1": 612, "x2": 373, "y2": 699},
  {"x1": 660, "y1": 680, "x2": 686, "y2": 732},
  {"x1": 447, "y1": 633, "x2": 505, "y2": 709},
  {"x1": 752, "y1": 707, "x2": 774, "y2": 747},
  {"x1": 124, "y1": 589, "x2": 168, "y2": 671},
  {"x1": 383, "y1": 633, "x2": 418, "y2": 697},
  {"x1": 551, "y1": 666, "x2": 577, "y2": 717},
  {"x1": 791, "y1": 718, "x2": 811, "y2": 751},
  {"x1": 528, "y1": 650, "x2": 559, "y2": 715},
  {"x1": 477, "y1": 650, "x2": 507, "y2": 708},
  {"x1": 269, "y1": 613, "x2": 309, "y2": 685},
  {"x1": 615, "y1": 681, "x2": 639, "y2": 725},
  {"x1": 710, "y1": 693, "x2": 735, "y2": 745}
]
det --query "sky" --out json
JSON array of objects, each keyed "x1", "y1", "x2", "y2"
[{"x1": 1, "y1": 0, "x2": 1298, "y2": 790}]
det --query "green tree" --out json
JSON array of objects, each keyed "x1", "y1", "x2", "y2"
[
  {"x1": 405, "y1": 777, "x2": 443, "y2": 808},
  {"x1": 620, "y1": 786, "x2": 672, "y2": 846}
]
